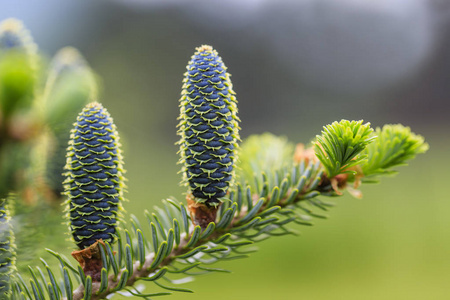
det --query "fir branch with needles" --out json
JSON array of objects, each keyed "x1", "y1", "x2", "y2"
[
  {"x1": 0, "y1": 18, "x2": 429, "y2": 300},
  {"x1": 13, "y1": 120, "x2": 427, "y2": 300}
]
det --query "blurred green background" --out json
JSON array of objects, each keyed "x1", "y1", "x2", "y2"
[{"x1": 2, "y1": 0, "x2": 450, "y2": 299}]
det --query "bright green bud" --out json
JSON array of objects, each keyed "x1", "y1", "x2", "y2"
[
  {"x1": 315, "y1": 120, "x2": 375, "y2": 178},
  {"x1": 361, "y1": 124, "x2": 429, "y2": 180},
  {"x1": 237, "y1": 133, "x2": 294, "y2": 189}
]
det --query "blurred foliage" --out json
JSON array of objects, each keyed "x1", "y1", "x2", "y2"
[
  {"x1": 237, "y1": 133, "x2": 294, "y2": 190},
  {"x1": 0, "y1": 17, "x2": 98, "y2": 291},
  {"x1": 0, "y1": 19, "x2": 39, "y2": 202},
  {"x1": 42, "y1": 47, "x2": 98, "y2": 196}
]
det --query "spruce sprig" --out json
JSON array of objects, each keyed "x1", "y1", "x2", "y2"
[
  {"x1": 361, "y1": 124, "x2": 429, "y2": 181},
  {"x1": 314, "y1": 119, "x2": 375, "y2": 178}
]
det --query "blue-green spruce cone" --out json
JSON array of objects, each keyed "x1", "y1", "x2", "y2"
[
  {"x1": 178, "y1": 45, "x2": 240, "y2": 207},
  {"x1": 64, "y1": 102, "x2": 125, "y2": 249}
]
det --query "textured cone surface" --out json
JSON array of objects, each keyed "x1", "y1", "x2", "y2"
[
  {"x1": 0, "y1": 198, "x2": 15, "y2": 299},
  {"x1": 178, "y1": 45, "x2": 239, "y2": 203},
  {"x1": 64, "y1": 102, "x2": 125, "y2": 249}
]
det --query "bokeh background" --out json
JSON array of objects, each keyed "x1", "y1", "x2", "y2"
[{"x1": 2, "y1": 0, "x2": 450, "y2": 299}]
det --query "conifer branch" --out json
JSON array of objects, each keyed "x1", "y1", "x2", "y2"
[
  {"x1": 11, "y1": 103, "x2": 428, "y2": 300},
  {"x1": 0, "y1": 19, "x2": 429, "y2": 300},
  {"x1": 60, "y1": 123, "x2": 426, "y2": 299}
]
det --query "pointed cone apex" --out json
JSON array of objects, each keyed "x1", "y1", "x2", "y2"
[
  {"x1": 178, "y1": 45, "x2": 240, "y2": 218},
  {"x1": 64, "y1": 102, "x2": 125, "y2": 249},
  {"x1": 196, "y1": 44, "x2": 213, "y2": 53}
]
